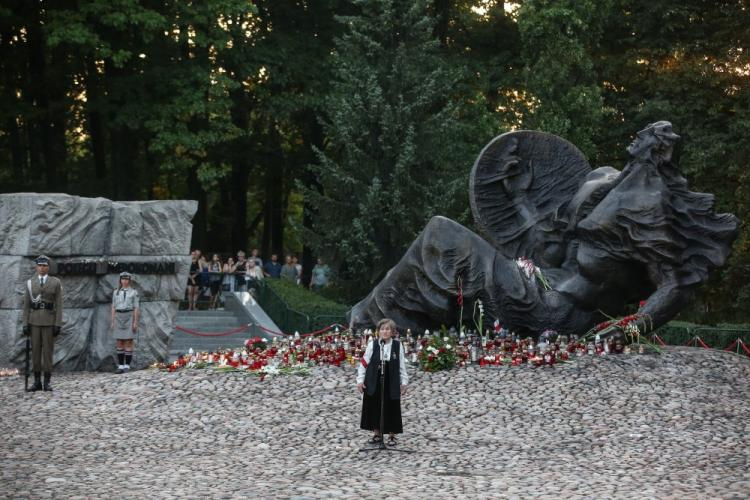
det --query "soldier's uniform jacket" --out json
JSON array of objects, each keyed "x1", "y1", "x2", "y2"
[{"x1": 22, "y1": 275, "x2": 63, "y2": 327}]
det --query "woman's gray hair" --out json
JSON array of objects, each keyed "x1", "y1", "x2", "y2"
[{"x1": 376, "y1": 318, "x2": 397, "y2": 333}]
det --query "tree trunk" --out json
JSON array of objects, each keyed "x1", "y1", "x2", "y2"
[
  {"x1": 299, "y1": 108, "x2": 325, "y2": 288},
  {"x1": 0, "y1": 20, "x2": 26, "y2": 187},
  {"x1": 187, "y1": 166, "x2": 208, "y2": 249},
  {"x1": 85, "y1": 58, "x2": 107, "y2": 182},
  {"x1": 228, "y1": 87, "x2": 251, "y2": 251},
  {"x1": 433, "y1": 0, "x2": 450, "y2": 46},
  {"x1": 27, "y1": 7, "x2": 60, "y2": 191}
]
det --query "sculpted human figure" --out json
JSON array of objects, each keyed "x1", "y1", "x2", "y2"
[{"x1": 349, "y1": 122, "x2": 738, "y2": 336}]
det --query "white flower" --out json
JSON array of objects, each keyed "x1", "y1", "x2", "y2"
[
  {"x1": 443, "y1": 336, "x2": 449, "y2": 342},
  {"x1": 446, "y1": 345, "x2": 452, "y2": 350},
  {"x1": 261, "y1": 365, "x2": 280, "y2": 375}
]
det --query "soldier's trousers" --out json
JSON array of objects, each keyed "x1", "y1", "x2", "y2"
[{"x1": 30, "y1": 325, "x2": 55, "y2": 372}]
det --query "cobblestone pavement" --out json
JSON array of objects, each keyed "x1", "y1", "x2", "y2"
[{"x1": 1, "y1": 347, "x2": 748, "y2": 499}]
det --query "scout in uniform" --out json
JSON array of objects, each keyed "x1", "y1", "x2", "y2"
[
  {"x1": 111, "y1": 272, "x2": 140, "y2": 373},
  {"x1": 22, "y1": 255, "x2": 63, "y2": 392}
]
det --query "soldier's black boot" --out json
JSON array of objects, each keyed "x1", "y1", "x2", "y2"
[
  {"x1": 43, "y1": 373, "x2": 52, "y2": 392},
  {"x1": 29, "y1": 372, "x2": 42, "y2": 392}
]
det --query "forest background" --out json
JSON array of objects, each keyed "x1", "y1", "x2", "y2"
[{"x1": 1, "y1": 0, "x2": 748, "y2": 323}]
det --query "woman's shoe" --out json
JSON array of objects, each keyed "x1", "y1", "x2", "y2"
[
  {"x1": 367, "y1": 435, "x2": 382, "y2": 444},
  {"x1": 386, "y1": 436, "x2": 397, "y2": 446}
]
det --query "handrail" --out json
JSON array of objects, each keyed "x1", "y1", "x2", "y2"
[{"x1": 255, "y1": 281, "x2": 311, "y2": 332}]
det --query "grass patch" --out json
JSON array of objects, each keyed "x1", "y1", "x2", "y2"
[{"x1": 263, "y1": 279, "x2": 350, "y2": 320}]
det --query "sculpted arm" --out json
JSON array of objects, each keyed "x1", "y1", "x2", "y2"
[{"x1": 637, "y1": 267, "x2": 694, "y2": 333}]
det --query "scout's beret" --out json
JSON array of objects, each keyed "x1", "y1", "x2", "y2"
[
  {"x1": 35, "y1": 255, "x2": 50, "y2": 265},
  {"x1": 119, "y1": 271, "x2": 132, "y2": 279}
]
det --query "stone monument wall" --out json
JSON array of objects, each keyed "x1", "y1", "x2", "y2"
[{"x1": 0, "y1": 193, "x2": 197, "y2": 371}]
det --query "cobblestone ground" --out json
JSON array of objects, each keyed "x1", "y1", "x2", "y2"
[{"x1": 1, "y1": 347, "x2": 748, "y2": 499}]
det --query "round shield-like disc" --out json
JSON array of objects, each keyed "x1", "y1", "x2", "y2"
[{"x1": 469, "y1": 130, "x2": 591, "y2": 258}]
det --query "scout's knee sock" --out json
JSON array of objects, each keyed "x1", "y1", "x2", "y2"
[
  {"x1": 124, "y1": 351, "x2": 133, "y2": 367},
  {"x1": 117, "y1": 350, "x2": 126, "y2": 367}
]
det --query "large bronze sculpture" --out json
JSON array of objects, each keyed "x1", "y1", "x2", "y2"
[{"x1": 349, "y1": 122, "x2": 739, "y2": 335}]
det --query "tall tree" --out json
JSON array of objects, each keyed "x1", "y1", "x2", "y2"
[
  {"x1": 306, "y1": 0, "x2": 494, "y2": 294},
  {"x1": 517, "y1": 0, "x2": 613, "y2": 158}
]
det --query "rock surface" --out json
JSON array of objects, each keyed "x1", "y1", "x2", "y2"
[
  {"x1": 0, "y1": 193, "x2": 197, "y2": 371},
  {"x1": 1, "y1": 347, "x2": 747, "y2": 498}
]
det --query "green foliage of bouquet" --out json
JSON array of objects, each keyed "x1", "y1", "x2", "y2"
[{"x1": 418, "y1": 335, "x2": 458, "y2": 372}]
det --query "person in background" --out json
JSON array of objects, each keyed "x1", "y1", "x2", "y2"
[
  {"x1": 235, "y1": 251, "x2": 248, "y2": 292},
  {"x1": 292, "y1": 255, "x2": 303, "y2": 285},
  {"x1": 187, "y1": 252, "x2": 200, "y2": 311},
  {"x1": 197, "y1": 251, "x2": 209, "y2": 299},
  {"x1": 251, "y1": 248, "x2": 263, "y2": 267},
  {"x1": 309, "y1": 257, "x2": 331, "y2": 291},
  {"x1": 111, "y1": 272, "x2": 140, "y2": 373},
  {"x1": 245, "y1": 258, "x2": 264, "y2": 294},
  {"x1": 208, "y1": 253, "x2": 223, "y2": 309},
  {"x1": 280, "y1": 254, "x2": 298, "y2": 282},
  {"x1": 222, "y1": 256, "x2": 237, "y2": 293},
  {"x1": 263, "y1": 253, "x2": 282, "y2": 279}
]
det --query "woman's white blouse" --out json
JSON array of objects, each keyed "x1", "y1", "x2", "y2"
[{"x1": 356, "y1": 339, "x2": 408, "y2": 386}]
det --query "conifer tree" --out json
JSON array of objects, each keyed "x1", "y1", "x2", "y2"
[{"x1": 305, "y1": 0, "x2": 493, "y2": 290}]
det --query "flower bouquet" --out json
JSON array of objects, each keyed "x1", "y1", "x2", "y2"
[
  {"x1": 583, "y1": 311, "x2": 661, "y2": 353},
  {"x1": 516, "y1": 257, "x2": 551, "y2": 290},
  {"x1": 418, "y1": 335, "x2": 458, "y2": 372}
]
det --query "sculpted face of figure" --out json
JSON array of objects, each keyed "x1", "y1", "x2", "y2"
[{"x1": 626, "y1": 120, "x2": 680, "y2": 162}]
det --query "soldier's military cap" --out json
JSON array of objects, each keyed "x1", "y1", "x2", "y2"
[
  {"x1": 119, "y1": 271, "x2": 133, "y2": 279},
  {"x1": 35, "y1": 255, "x2": 50, "y2": 265}
]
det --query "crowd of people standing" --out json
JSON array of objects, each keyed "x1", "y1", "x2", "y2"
[{"x1": 185, "y1": 248, "x2": 331, "y2": 310}]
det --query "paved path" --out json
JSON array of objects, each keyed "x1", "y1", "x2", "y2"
[{"x1": 1, "y1": 347, "x2": 748, "y2": 499}]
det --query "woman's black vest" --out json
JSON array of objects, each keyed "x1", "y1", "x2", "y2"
[{"x1": 365, "y1": 340, "x2": 402, "y2": 400}]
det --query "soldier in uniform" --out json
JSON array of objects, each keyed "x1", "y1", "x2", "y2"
[
  {"x1": 110, "y1": 272, "x2": 140, "y2": 373},
  {"x1": 22, "y1": 255, "x2": 63, "y2": 392}
]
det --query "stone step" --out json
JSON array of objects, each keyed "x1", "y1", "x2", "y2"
[
  {"x1": 174, "y1": 320, "x2": 247, "y2": 330},
  {"x1": 169, "y1": 307, "x2": 252, "y2": 361},
  {"x1": 168, "y1": 331, "x2": 260, "y2": 361},
  {"x1": 175, "y1": 310, "x2": 236, "y2": 318}
]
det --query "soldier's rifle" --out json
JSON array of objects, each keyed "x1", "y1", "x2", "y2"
[{"x1": 24, "y1": 336, "x2": 30, "y2": 391}]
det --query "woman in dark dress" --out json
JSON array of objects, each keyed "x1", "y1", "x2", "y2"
[
  {"x1": 187, "y1": 253, "x2": 199, "y2": 311},
  {"x1": 357, "y1": 318, "x2": 409, "y2": 446}
]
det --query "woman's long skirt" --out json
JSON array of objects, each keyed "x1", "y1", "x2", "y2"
[{"x1": 360, "y1": 361, "x2": 403, "y2": 434}]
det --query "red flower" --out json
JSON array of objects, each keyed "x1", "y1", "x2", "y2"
[
  {"x1": 595, "y1": 321, "x2": 612, "y2": 331},
  {"x1": 639, "y1": 300, "x2": 647, "y2": 309}
]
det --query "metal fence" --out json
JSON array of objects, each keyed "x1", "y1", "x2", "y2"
[
  {"x1": 255, "y1": 282, "x2": 347, "y2": 334},
  {"x1": 654, "y1": 323, "x2": 750, "y2": 349}
]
